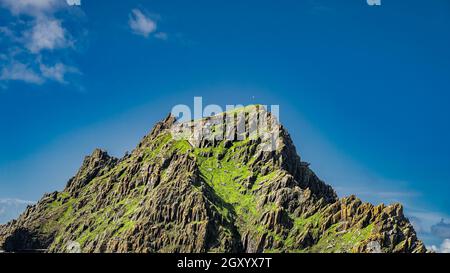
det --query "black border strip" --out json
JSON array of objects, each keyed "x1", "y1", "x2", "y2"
[{"x1": 0, "y1": 253, "x2": 447, "y2": 272}]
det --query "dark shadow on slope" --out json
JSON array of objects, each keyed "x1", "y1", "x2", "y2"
[
  {"x1": 3, "y1": 228, "x2": 52, "y2": 253},
  {"x1": 194, "y1": 174, "x2": 244, "y2": 252}
]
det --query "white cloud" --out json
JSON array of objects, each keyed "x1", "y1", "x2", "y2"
[
  {"x1": 129, "y1": 9, "x2": 157, "y2": 38},
  {"x1": 25, "y1": 19, "x2": 71, "y2": 53},
  {"x1": 431, "y1": 219, "x2": 450, "y2": 239},
  {"x1": 0, "y1": 59, "x2": 79, "y2": 85},
  {"x1": 0, "y1": 198, "x2": 35, "y2": 205},
  {"x1": 430, "y1": 239, "x2": 450, "y2": 253},
  {"x1": 0, "y1": 61, "x2": 44, "y2": 84},
  {"x1": 0, "y1": 198, "x2": 35, "y2": 224},
  {"x1": 344, "y1": 189, "x2": 421, "y2": 202},
  {"x1": 408, "y1": 210, "x2": 450, "y2": 231},
  {"x1": 154, "y1": 32, "x2": 168, "y2": 40},
  {"x1": 40, "y1": 62, "x2": 77, "y2": 83},
  {"x1": 440, "y1": 239, "x2": 450, "y2": 253},
  {"x1": 66, "y1": 0, "x2": 81, "y2": 7},
  {"x1": 0, "y1": 0, "x2": 82, "y2": 86},
  {"x1": 0, "y1": 26, "x2": 15, "y2": 39},
  {"x1": 0, "y1": 0, "x2": 63, "y2": 16}
]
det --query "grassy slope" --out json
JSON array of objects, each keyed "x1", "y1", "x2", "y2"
[{"x1": 40, "y1": 123, "x2": 372, "y2": 252}]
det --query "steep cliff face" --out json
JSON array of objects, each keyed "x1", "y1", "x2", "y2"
[{"x1": 0, "y1": 106, "x2": 426, "y2": 253}]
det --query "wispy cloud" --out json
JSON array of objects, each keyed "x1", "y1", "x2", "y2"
[
  {"x1": 431, "y1": 219, "x2": 450, "y2": 239},
  {"x1": 40, "y1": 62, "x2": 78, "y2": 84},
  {"x1": 408, "y1": 210, "x2": 450, "y2": 228},
  {"x1": 335, "y1": 180, "x2": 421, "y2": 205},
  {"x1": 154, "y1": 31, "x2": 168, "y2": 41},
  {"x1": 0, "y1": 198, "x2": 35, "y2": 205},
  {"x1": 0, "y1": 0, "x2": 63, "y2": 16},
  {"x1": 0, "y1": 61, "x2": 44, "y2": 84},
  {"x1": 429, "y1": 239, "x2": 450, "y2": 253},
  {"x1": 0, "y1": 0, "x2": 83, "y2": 87},
  {"x1": 405, "y1": 209, "x2": 450, "y2": 252},
  {"x1": 25, "y1": 18, "x2": 73, "y2": 53},
  {"x1": 129, "y1": 9, "x2": 157, "y2": 38},
  {"x1": 342, "y1": 189, "x2": 421, "y2": 202},
  {"x1": 128, "y1": 8, "x2": 169, "y2": 40},
  {"x1": 0, "y1": 198, "x2": 35, "y2": 224}
]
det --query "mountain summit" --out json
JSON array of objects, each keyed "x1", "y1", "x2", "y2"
[{"x1": 0, "y1": 106, "x2": 426, "y2": 253}]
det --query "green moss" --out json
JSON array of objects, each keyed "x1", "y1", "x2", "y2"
[
  {"x1": 280, "y1": 212, "x2": 324, "y2": 249},
  {"x1": 342, "y1": 223, "x2": 374, "y2": 245},
  {"x1": 197, "y1": 152, "x2": 255, "y2": 219},
  {"x1": 193, "y1": 139, "x2": 263, "y2": 233},
  {"x1": 142, "y1": 133, "x2": 172, "y2": 162},
  {"x1": 307, "y1": 223, "x2": 374, "y2": 253},
  {"x1": 48, "y1": 198, "x2": 63, "y2": 209},
  {"x1": 256, "y1": 224, "x2": 284, "y2": 242},
  {"x1": 57, "y1": 198, "x2": 75, "y2": 224},
  {"x1": 169, "y1": 139, "x2": 192, "y2": 154},
  {"x1": 253, "y1": 170, "x2": 282, "y2": 190},
  {"x1": 294, "y1": 213, "x2": 323, "y2": 230},
  {"x1": 43, "y1": 118, "x2": 376, "y2": 253},
  {"x1": 116, "y1": 220, "x2": 136, "y2": 235}
]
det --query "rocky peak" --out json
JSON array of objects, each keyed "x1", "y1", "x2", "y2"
[
  {"x1": 0, "y1": 107, "x2": 426, "y2": 253},
  {"x1": 147, "y1": 113, "x2": 177, "y2": 139},
  {"x1": 168, "y1": 105, "x2": 337, "y2": 203},
  {"x1": 66, "y1": 149, "x2": 118, "y2": 194}
]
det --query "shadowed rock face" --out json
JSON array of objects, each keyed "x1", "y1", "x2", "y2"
[{"x1": 0, "y1": 107, "x2": 426, "y2": 253}]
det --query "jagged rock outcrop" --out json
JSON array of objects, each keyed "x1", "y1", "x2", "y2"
[{"x1": 0, "y1": 106, "x2": 426, "y2": 253}]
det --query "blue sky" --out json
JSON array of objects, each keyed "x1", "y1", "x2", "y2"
[{"x1": 0, "y1": 0, "x2": 450, "y2": 250}]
